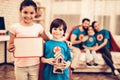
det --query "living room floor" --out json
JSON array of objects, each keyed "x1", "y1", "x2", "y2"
[{"x1": 0, "y1": 64, "x2": 118, "y2": 80}]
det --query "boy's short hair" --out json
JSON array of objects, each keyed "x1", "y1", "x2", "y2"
[
  {"x1": 50, "y1": 18, "x2": 67, "y2": 35},
  {"x1": 82, "y1": 18, "x2": 90, "y2": 23}
]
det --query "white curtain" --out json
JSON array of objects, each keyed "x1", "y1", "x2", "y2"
[{"x1": 46, "y1": 0, "x2": 120, "y2": 34}]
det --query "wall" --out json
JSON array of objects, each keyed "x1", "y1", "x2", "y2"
[
  {"x1": 0, "y1": 42, "x2": 5, "y2": 63},
  {"x1": 47, "y1": 0, "x2": 120, "y2": 35},
  {"x1": 0, "y1": 0, "x2": 21, "y2": 63},
  {"x1": 0, "y1": 0, "x2": 21, "y2": 30},
  {"x1": 0, "y1": 0, "x2": 120, "y2": 34}
]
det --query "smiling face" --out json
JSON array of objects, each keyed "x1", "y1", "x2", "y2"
[
  {"x1": 51, "y1": 25, "x2": 64, "y2": 39},
  {"x1": 87, "y1": 27, "x2": 95, "y2": 36},
  {"x1": 93, "y1": 22, "x2": 101, "y2": 32},
  {"x1": 82, "y1": 20, "x2": 90, "y2": 30},
  {"x1": 20, "y1": 6, "x2": 36, "y2": 25}
]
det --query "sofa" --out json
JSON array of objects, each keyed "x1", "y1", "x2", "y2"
[
  {"x1": 72, "y1": 35, "x2": 120, "y2": 73},
  {"x1": 73, "y1": 51, "x2": 120, "y2": 72}
]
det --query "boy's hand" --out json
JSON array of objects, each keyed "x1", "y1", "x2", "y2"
[
  {"x1": 47, "y1": 58, "x2": 55, "y2": 65},
  {"x1": 65, "y1": 40, "x2": 72, "y2": 49}
]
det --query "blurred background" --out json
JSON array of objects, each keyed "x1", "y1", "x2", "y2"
[
  {"x1": 0, "y1": 0, "x2": 120, "y2": 63},
  {"x1": 0, "y1": 0, "x2": 120, "y2": 35},
  {"x1": 0, "y1": 1, "x2": 120, "y2": 80}
]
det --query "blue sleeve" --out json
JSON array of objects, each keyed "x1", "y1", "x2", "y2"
[
  {"x1": 43, "y1": 43, "x2": 50, "y2": 58},
  {"x1": 104, "y1": 30, "x2": 110, "y2": 39},
  {"x1": 72, "y1": 28, "x2": 78, "y2": 35},
  {"x1": 66, "y1": 45, "x2": 72, "y2": 62},
  {"x1": 43, "y1": 43, "x2": 47, "y2": 57}
]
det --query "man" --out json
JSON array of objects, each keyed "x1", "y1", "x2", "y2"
[
  {"x1": 70, "y1": 18, "x2": 90, "y2": 49},
  {"x1": 70, "y1": 18, "x2": 90, "y2": 70}
]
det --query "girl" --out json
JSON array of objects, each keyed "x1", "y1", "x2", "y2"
[
  {"x1": 92, "y1": 21, "x2": 120, "y2": 80},
  {"x1": 8, "y1": 0, "x2": 49, "y2": 80},
  {"x1": 41, "y1": 18, "x2": 72, "y2": 80},
  {"x1": 83, "y1": 26, "x2": 98, "y2": 66}
]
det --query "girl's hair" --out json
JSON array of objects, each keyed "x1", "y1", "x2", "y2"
[
  {"x1": 91, "y1": 21, "x2": 97, "y2": 28},
  {"x1": 20, "y1": 0, "x2": 37, "y2": 12},
  {"x1": 91, "y1": 21, "x2": 97, "y2": 33},
  {"x1": 50, "y1": 18, "x2": 67, "y2": 36}
]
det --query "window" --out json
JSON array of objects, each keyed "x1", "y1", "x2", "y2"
[
  {"x1": 54, "y1": 14, "x2": 80, "y2": 32},
  {"x1": 95, "y1": 16, "x2": 110, "y2": 30},
  {"x1": 115, "y1": 15, "x2": 120, "y2": 35},
  {"x1": 103, "y1": 16, "x2": 110, "y2": 30}
]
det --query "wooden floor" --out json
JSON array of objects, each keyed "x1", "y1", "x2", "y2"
[{"x1": 0, "y1": 64, "x2": 118, "y2": 80}]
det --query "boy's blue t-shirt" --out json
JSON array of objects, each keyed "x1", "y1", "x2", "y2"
[
  {"x1": 83, "y1": 35, "x2": 96, "y2": 47},
  {"x1": 95, "y1": 29, "x2": 110, "y2": 49},
  {"x1": 72, "y1": 27, "x2": 86, "y2": 49},
  {"x1": 43, "y1": 40, "x2": 72, "y2": 80}
]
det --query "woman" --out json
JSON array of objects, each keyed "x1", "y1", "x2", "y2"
[{"x1": 91, "y1": 21, "x2": 120, "y2": 80}]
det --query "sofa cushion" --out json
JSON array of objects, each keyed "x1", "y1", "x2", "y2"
[{"x1": 73, "y1": 51, "x2": 120, "y2": 72}]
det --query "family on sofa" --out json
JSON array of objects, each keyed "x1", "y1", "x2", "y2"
[{"x1": 67, "y1": 18, "x2": 120, "y2": 80}]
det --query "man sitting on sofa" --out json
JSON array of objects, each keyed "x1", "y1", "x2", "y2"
[{"x1": 69, "y1": 18, "x2": 90, "y2": 70}]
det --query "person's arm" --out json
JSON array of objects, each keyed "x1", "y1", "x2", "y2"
[
  {"x1": 64, "y1": 61, "x2": 71, "y2": 69},
  {"x1": 8, "y1": 33, "x2": 15, "y2": 52},
  {"x1": 95, "y1": 30, "x2": 110, "y2": 51},
  {"x1": 39, "y1": 31, "x2": 50, "y2": 41},
  {"x1": 41, "y1": 57, "x2": 55, "y2": 65},
  {"x1": 97, "y1": 39, "x2": 108, "y2": 50},
  {"x1": 70, "y1": 34, "x2": 82, "y2": 45},
  {"x1": 64, "y1": 40, "x2": 73, "y2": 49},
  {"x1": 82, "y1": 36, "x2": 89, "y2": 49},
  {"x1": 83, "y1": 45, "x2": 89, "y2": 49},
  {"x1": 83, "y1": 45, "x2": 94, "y2": 50}
]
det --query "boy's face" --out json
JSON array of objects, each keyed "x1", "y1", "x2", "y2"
[
  {"x1": 87, "y1": 27, "x2": 95, "y2": 36},
  {"x1": 51, "y1": 25, "x2": 64, "y2": 39},
  {"x1": 20, "y1": 6, "x2": 36, "y2": 25}
]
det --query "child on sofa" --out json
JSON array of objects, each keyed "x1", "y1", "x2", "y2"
[{"x1": 83, "y1": 26, "x2": 98, "y2": 66}]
